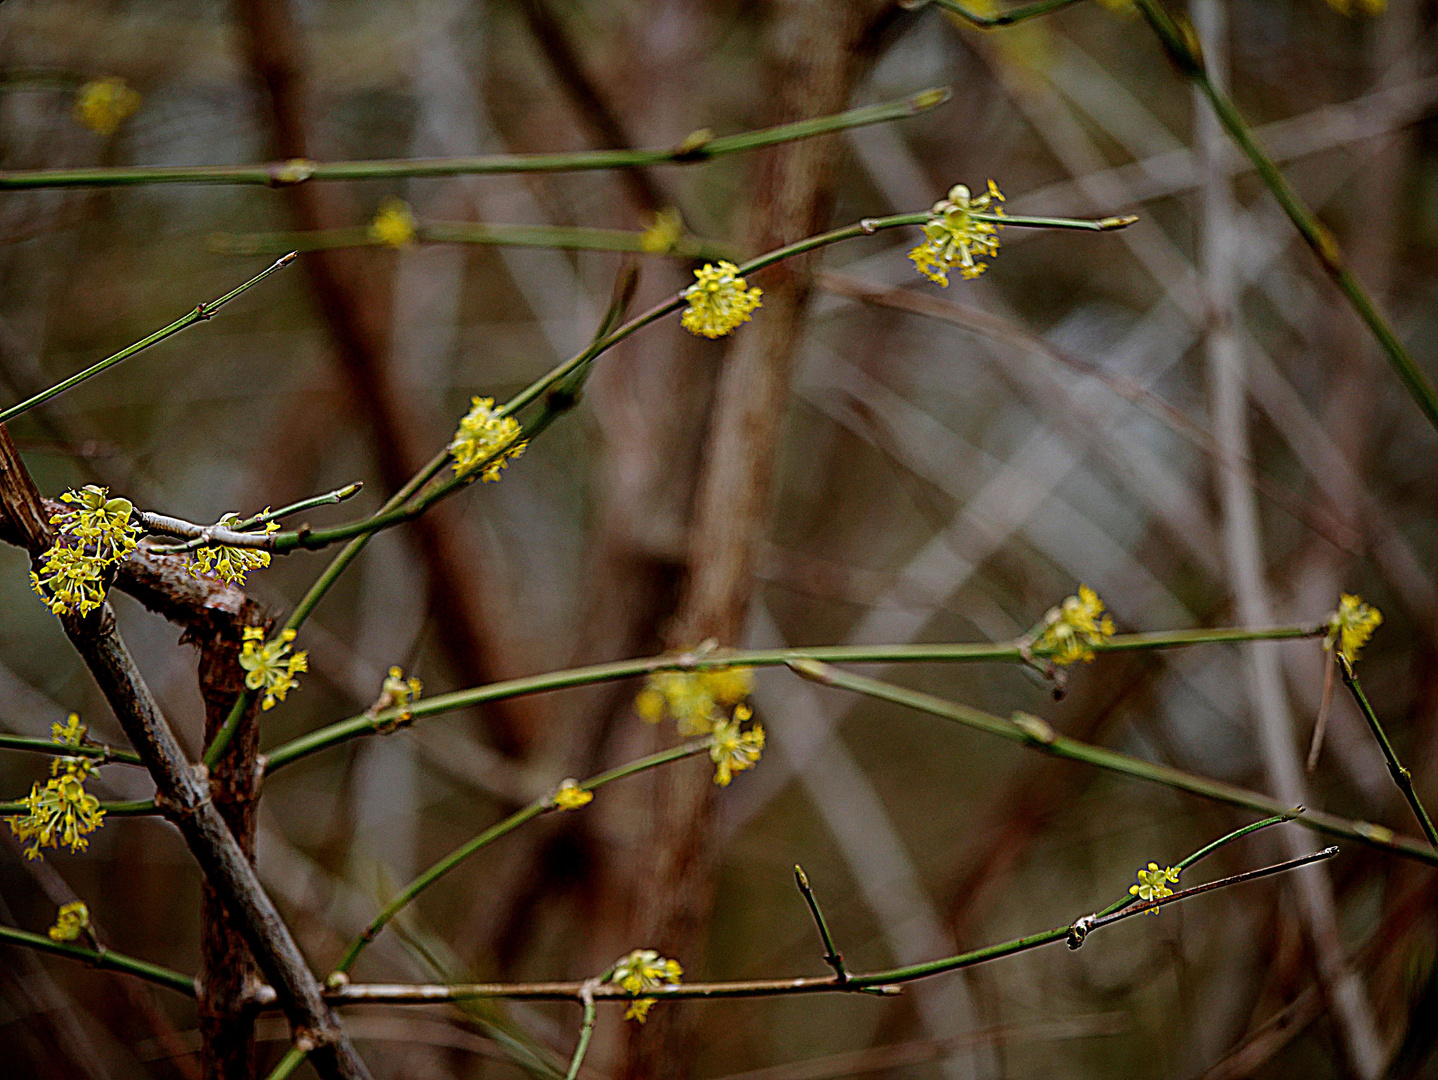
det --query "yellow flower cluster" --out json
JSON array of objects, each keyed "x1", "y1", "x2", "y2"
[
  {"x1": 636, "y1": 665, "x2": 753, "y2": 736},
  {"x1": 31, "y1": 486, "x2": 139, "y2": 617},
  {"x1": 48, "y1": 901, "x2": 91, "y2": 943},
  {"x1": 1130, "y1": 863, "x2": 1180, "y2": 914},
  {"x1": 680, "y1": 261, "x2": 762, "y2": 338},
  {"x1": 710, "y1": 704, "x2": 765, "y2": 787},
  {"x1": 448, "y1": 397, "x2": 527, "y2": 482},
  {"x1": 240, "y1": 628, "x2": 308, "y2": 711},
  {"x1": 610, "y1": 948, "x2": 683, "y2": 1022},
  {"x1": 7, "y1": 715, "x2": 106, "y2": 860},
  {"x1": 639, "y1": 208, "x2": 685, "y2": 254},
  {"x1": 551, "y1": 778, "x2": 593, "y2": 811},
  {"x1": 1032, "y1": 585, "x2": 1115, "y2": 665},
  {"x1": 1326, "y1": 594, "x2": 1382, "y2": 663},
  {"x1": 369, "y1": 199, "x2": 417, "y2": 248},
  {"x1": 909, "y1": 181, "x2": 1006, "y2": 286},
  {"x1": 189, "y1": 516, "x2": 279, "y2": 587},
  {"x1": 74, "y1": 77, "x2": 141, "y2": 135}
]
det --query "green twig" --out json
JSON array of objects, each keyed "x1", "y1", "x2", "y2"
[
  {"x1": 786, "y1": 660, "x2": 1438, "y2": 867},
  {"x1": 0, "y1": 923, "x2": 195, "y2": 995},
  {"x1": 565, "y1": 987, "x2": 598, "y2": 1080},
  {"x1": 330, "y1": 740, "x2": 712, "y2": 975},
  {"x1": 326, "y1": 839, "x2": 1334, "y2": 1004},
  {"x1": 261, "y1": 624, "x2": 1320, "y2": 774},
  {"x1": 1129, "y1": 0, "x2": 1438, "y2": 434},
  {"x1": 0, "y1": 731, "x2": 143, "y2": 765},
  {"x1": 794, "y1": 866, "x2": 847, "y2": 982},
  {"x1": 209, "y1": 221, "x2": 740, "y2": 263},
  {"x1": 0, "y1": 89, "x2": 952, "y2": 190},
  {"x1": 0, "y1": 254, "x2": 296, "y2": 425},
  {"x1": 1336, "y1": 656, "x2": 1438, "y2": 848},
  {"x1": 143, "y1": 481, "x2": 363, "y2": 554},
  {"x1": 0, "y1": 797, "x2": 159, "y2": 816},
  {"x1": 262, "y1": 1046, "x2": 309, "y2": 1080}
]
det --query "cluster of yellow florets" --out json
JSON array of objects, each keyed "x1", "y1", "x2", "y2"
[
  {"x1": 680, "y1": 261, "x2": 763, "y2": 338},
  {"x1": 640, "y1": 208, "x2": 685, "y2": 254},
  {"x1": 6, "y1": 715, "x2": 106, "y2": 860},
  {"x1": 1032, "y1": 584, "x2": 1116, "y2": 666},
  {"x1": 74, "y1": 77, "x2": 141, "y2": 135},
  {"x1": 31, "y1": 486, "x2": 140, "y2": 617},
  {"x1": 369, "y1": 199, "x2": 418, "y2": 247},
  {"x1": 1326, "y1": 593, "x2": 1382, "y2": 663},
  {"x1": 909, "y1": 181, "x2": 1006, "y2": 285},
  {"x1": 1130, "y1": 863, "x2": 1180, "y2": 914},
  {"x1": 609, "y1": 948, "x2": 684, "y2": 1022},
  {"x1": 448, "y1": 397, "x2": 527, "y2": 482},
  {"x1": 635, "y1": 663, "x2": 763, "y2": 785},
  {"x1": 371, "y1": 665, "x2": 423, "y2": 726},
  {"x1": 189, "y1": 516, "x2": 278, "y2": 587},
  {"x1": 240, "y1": 627, "x2": 308, "y2": 711},
  {"x1": 551, "y1": 778, "x2": 593, "y2": 811}
]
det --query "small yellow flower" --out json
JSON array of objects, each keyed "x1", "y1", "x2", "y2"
[
  {"x1": 49, "y1": 713, "x2": 91, "y2": 779},
  {"x1": 909, "y1": 181, "x2": 1006, "y2": 286},
  {"x1": 1129, "y1": 862, "x2": 1180, "y2": 913},
  {"x1": 1032, "y1": 584, "x2": 1115, "y2": 665},
  {"x1": 639, "y1": 208, "x2": 685, "y2": 254},
  {"x1": 680, "y1": 261, "x2": 763, "y2": 338},
  {"x1": 369, "y1": 198, "x2": 418, "y2": 248},
  {"x1": 635, "y1": 666, "x2": 753, "y2": 736},
  {"x1": 610, "y1": 948, "x2": 683, "y2": 1023},
  {"x1": 32, "y1": 487, "x2": 140, "y2": 617},
  {"x1": 375, "y1": 665, "x2": 423, "y2": 722},
  {"x1": 239, "y1": 627, "x2": 308, "y2": 711},
  {"x1": 448, "y1": 397, "x2": 527, "y2": 482},
  {"x1": 1326, "y1": 594, "x2": 1382, "y2": 664},
  {"x1": 551, "y1": 778, "x2": 593, "y2": 811},
  {"x1": 48, "y1": 901, "x2": 91, "y2": 943},
  {"x1": 189, "y1": 516, "x2": 279, "y2": 586},
  {"x1": 709, "y1": 705, "x2": 764, "y2": 786},
  {"x1": 8, "y1": 771, "x2": 106, "y2": 860},
  {"x1": 74, "y1": 77, "x2": 141, "y2": 136}
]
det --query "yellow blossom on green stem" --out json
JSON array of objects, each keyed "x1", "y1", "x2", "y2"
[
  {"x1": 239, "y1": 627, "x2": 308, "y2": 711},
  {"x1": 1032, "y1": 584, "x2": 1115, "y2": 665},
  {"x1": 8, "y1": 771, "x2": 105, "y2": 859},
  {"x1": 635, "y1": 665, "x2": 753, "y2": 736},
  {"x1": 710, "y1": 704, "x2": 764, "y2": 786},
  {"x1": 448, "y1": 397, "x2": 527, "y2": 482},
  {"x1": 680, "y1": 261, "x2": 762, "y2": 338},
  {"x1": 48, "y1": 901, "x2": 91, "y2": 942},
  {"x1": 74, "y1": 77, "x2": 140, "y2": 135},
  {"x1": 551, "y1": 778, "x2": 593, "y2": 811},
  {"x1": 375, "y1": 665, "x2": 423, "y2": 722},
  {"x1": 1130, "y1": 863, "x2": 1180, "y2": 913},
  {"x1": 369, "y1": 199, "x2": 417, "y2": 247},
  {"x1": 909, "y1": 181, "x2": 1006, "y2": 286},
  {"x1": 640, "y1": 208, "x2": 685, "y2": 254},
  {"x1": 610, "y1": 948, "x2": 683, "y2": 1022},
  {"x1": 189, "y1": 516, "x2": 278, "y2": 586},
  {"x1": 1326, "y1": 594, "x2": 1382, "y2": 663}
]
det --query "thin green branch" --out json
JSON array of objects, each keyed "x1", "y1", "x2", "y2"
[
  {"x1": 325, "y1": 837, "x2": 1332, "y2": 1005},
  {"x1": 565, "y1": 990, "x2": 598, "y2": 1080},
  {"x1": 330, "y1": 740, "x2": 712, "y2": 975},
  {"x1": 787, "y1": 660, "x2": 1438, "y2": 867},
  {"x1": 261, "y1": 624, "x2": 1321, "y2": 774},
  {"x1": 210, "y1": 221, "x2": 740, "y2": 263},
  {"x1": 143, "y1": 481, "x2": 363, "y2": 554},
  {"x1": 1129, "y1": 0, "x2": 1438, "y2": 434},
  {"x1": 923, "y1": 0, "x2": 1090, "y2": 28},
  {"x1": 0, "y1": 88, "x2": 952, "y2": 190},
  {"x1": 0, "y1": 731, "x2": 143, "y2": 765},
  {"x1": 262, "y1": 1046, "x2": 309, "y2": 1080},
  {"x1": 0, "y1": 254, "x2": 296, "y2": 425},
  {"x1": 1336, "y1": 656, "x2": 1438, "y2": 848},
  {"x1": 0, "y1": 797, "x2": 159, "y2": 815},
  {"x1": 794, "y1": 866, "x2": 847, "y2": 982},
  {"x1": 0, "y1": 923, "x2": 196, "y2": 995},
  {"x1": 973, "y1": 211, "x2": 1139, "y2": 231}
]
